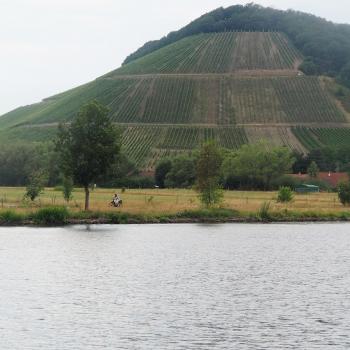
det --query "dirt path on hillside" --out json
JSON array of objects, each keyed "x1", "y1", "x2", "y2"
[
  {"x1": 105, "y1": 70, "x2": 300, "y2": 80},
  {"x1": 21, "y1": 121, "x2": 350, "y2": 129}
]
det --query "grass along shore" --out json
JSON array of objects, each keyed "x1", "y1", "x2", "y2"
[{"x1": 1, "y1": 187, "x2": 350, "y2": 225}]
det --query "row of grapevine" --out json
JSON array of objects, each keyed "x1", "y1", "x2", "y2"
[
  {"x1": 26, "y1": 74, "x2": 344, "y2": 127},
  {"x1": 313, "y1": 128, "x2": 350, "y2": 147},
  {"x1": 270, "y1": 32, "x2": 302, "y2": 69},
  {"x1": 292, "y1": 127, "x2": 350, "y2": 150},
  {"x1": 121, "y1": 126, "x2": 248, "y2": 170},
  {"x1": 165, "y1": 36, "x2": 212, "y2": 73},
  {"x1": 122, "y1": 126, "x2": 162, "y2": 167},
  {"x1": 197, "y1": 32, "x2": 237, "y2": 73},
  {"x1": 272, "y1": 77, "x2": 345, "y2": 123},
  {"x1": 161, "y1": 128, "x2": 201, "y2": 149},
  {"x1": 105, "y1": 76, "x2": 345, "y2": 125},
  {"x1": 292, "y1": 127, "x2": 325, "y2": 150},
  {"x1": 27, "y1": 78, "x2": 138, "y2": 125},
  {"x1": 110, "y1": 79, "x2": 152, "y2": 122},
  {"x1": 245, "y1": 127, "x2": 306, "y2": 152},
  {"x1": 112, "y1": 31, "x2": 302, "y2": 76},
  {"x1": 216, "y1": 128, "x2": 248, "y2": 149},
  {"x1": 142, "y1": 77, "x2": 195, "y2": 123},
  {"x1": 112, "y1": 34, "x2": 209, "y2": 75},
  {"x1": 225, "y1": 77, "x2": 285, "y2": 124},
  {"x1": 323, "y1": 78, "x2": 350, "y2": 114}
]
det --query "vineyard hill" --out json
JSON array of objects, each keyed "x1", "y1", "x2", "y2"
[{"x1": 1, "y1": 30, "x2": 350, "y2": 170}]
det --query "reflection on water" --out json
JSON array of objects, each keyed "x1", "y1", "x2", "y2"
[{"x1": 0, "y1": 223, "x2": 350, "y2": 349}]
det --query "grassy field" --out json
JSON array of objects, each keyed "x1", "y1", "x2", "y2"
[{"x1": 0, "y1": 187, "x2": 347, "y2": 217}]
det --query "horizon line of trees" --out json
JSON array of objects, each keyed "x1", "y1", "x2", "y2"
[{"x1": 2, "y1": 138, "x2": 350, "y2": 190}]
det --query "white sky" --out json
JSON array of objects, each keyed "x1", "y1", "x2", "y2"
[{"x1": 0, "y1": 0, "x2": 349, "y2": 115}]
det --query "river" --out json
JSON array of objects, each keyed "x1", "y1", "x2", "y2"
[{"x1": 0, "y1": 224, "x2": 349, "y2": 349}]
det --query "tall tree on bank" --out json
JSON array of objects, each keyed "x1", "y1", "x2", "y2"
[
  {"x1": 56, "y1": 101, "x2": 121, "y2": 210},
  {"x1": 196, "y1": 141, "x2": 223, "y2": 207}
]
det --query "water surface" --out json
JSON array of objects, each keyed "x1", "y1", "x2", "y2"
[{"x1": 0, "y1": 224, "x2": 349, "y2": 349}]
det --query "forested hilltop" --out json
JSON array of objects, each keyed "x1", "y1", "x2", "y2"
[{"x1": 124, "y1": 3, "x2": 350, "y2": 87}]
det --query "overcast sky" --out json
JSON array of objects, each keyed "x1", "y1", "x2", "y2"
[{"x1": 0, "y1": 0, "x2": 349, "y2": 115}]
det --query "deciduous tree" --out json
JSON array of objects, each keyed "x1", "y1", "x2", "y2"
[
  {"x1": 307, "y1": 161, "x2": 320, "y2": 178},
  {"x1": 196, "y1": 141, "x2": 223, "y2": 207},
  {"x1": 56, "y1": 101, "x2": 121, "y2": 210}
]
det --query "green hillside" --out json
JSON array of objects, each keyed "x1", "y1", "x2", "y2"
[
  {"x1": 1, "y1": 5, "x2": 350, "y2": 172},
  {"x1": 111, "y1": 32, "x2": 302, "y2": 75},
  {"x1": 1, "y1": 75, "x2": 345, "y2": 128}
]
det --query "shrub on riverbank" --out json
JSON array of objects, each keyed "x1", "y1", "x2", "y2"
[
  {"x1": 257, "y1": 202, "x2": 272, "y2": 221},
  {"x1": 33, "y1": 207, "x2": 69, "y2": 225},
  {"x1": 176, "y1": 208, "x2": 239, "y2": 220},
  {"x1": 277, "y1": 187, "x2": 294, "y2": 203},
  {"x1": 0, "y1": 210, "x2": 24, "y2": 225}
]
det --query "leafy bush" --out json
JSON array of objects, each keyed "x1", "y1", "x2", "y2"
[
  {"x1": 197, "y1": 141, "x2": 223, "y2": 207},
  {"x1": 177, "y1": 208, "x2": 238, "y2": 219},
  {"x1": 307, "y1": 161, "x2": 319, "y2": 178},
  {"x1": 0, "y1": 211, "x2": 24, "y2": 224},
  {"x1": 155, "y1": 159, "x2": 172, "y2": 188},
  {"x1": 165, "y1": 155, "x2": 196, "y2": 189},
  {"x1": 107, "y1": 212, "x2": 129, "y2": 224},
  {"x1": 62, "y1": 177, "x2": 74, "y2": 202},
  {"x1": 338, "y1": 182, "x2": 350, "y2": 206},
  {"x1": 33, "y1": 207, "x2": 69, "y2": 225},
  {"x1": 25, "y1": 171, "x2": 47, "y2": 201},
  {"x1": 277, "y1": 187, "x2": 294, "y2": 203}
]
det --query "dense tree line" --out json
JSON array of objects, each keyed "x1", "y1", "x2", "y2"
[
  {"x1": 293, "y1": 146, "x2": 350, "y2": 174},
  {"x1": 155, "y1": 142, "x2": 296, "y2": 191},
  {"x1": 2, "y1": 140, "x2": 350, "y2": 191},
  {"x1": 0, "y1": 142, "x2": 141, "y2": 189},
  {"x1": 124, "y1": 3, "x2": 350, "y2": 87},
  {"x1": 0, "y1": 143, "x2": 59, "y2": 187},
  {"x1": 155, "y1": 142, "x2": 350, "y2": 191}
]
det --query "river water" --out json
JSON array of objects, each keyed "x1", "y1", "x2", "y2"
[{"x1": 0, "y1": 224, "x2": 349, "y2": 349}]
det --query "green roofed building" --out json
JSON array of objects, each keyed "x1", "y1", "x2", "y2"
[{"x1": 295, "y1": 184, "x2": 320, "y2": 193}]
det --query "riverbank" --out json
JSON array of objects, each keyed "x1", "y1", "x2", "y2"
[
  {"x1": 1, "y1": 206, "x2": 350, "y2": 226},
  {"x1": 1, "y1": 187, "x2": 350, "y2": 226}
]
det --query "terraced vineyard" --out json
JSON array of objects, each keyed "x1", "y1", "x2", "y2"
[
  {"x1": 292, "y1": 127, "x2": 350, "y2": 150},
  {"x1": 122, "y1": 126, "x2": 248, "y2": 169},
  {"x1": 245, "y1": 127, "x2": 306, "y2": 153},
  {"x1": 3, "y1": 75, "x2": 343, "y2": 129},
  {"x1": 111, "y1": 32, "x2": 302, "y2": 75},
  {"x1": 1, "y1": 28, "x2": 349, "y2": 171}
]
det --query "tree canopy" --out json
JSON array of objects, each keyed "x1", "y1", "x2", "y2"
[
  {"x1": 196, "y1": 141, "x2": 223, "y2": 207},
  {"x1": 56, "y1": 101, "x2": 121, "y2": 210},
  {"x1": 223, "y1": 141, "x2": 295, "y2": 190}
]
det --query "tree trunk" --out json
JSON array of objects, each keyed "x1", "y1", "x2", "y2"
[{"x1": 84, "y1": 186, "x2": 90, "y2": 211}]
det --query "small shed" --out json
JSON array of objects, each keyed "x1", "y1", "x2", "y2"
[{"x1": 295, "y1": 184, "x2": 320, "y2": 193}]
